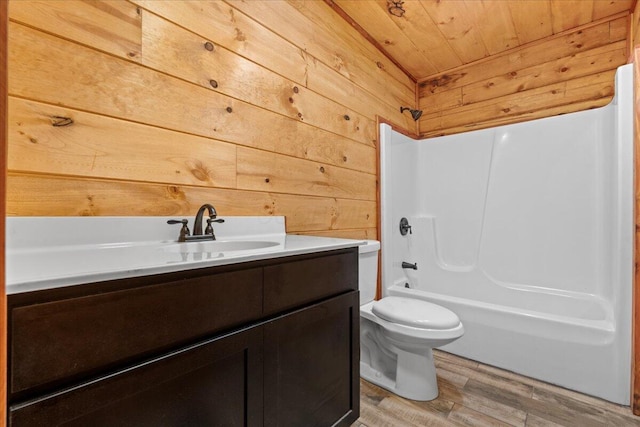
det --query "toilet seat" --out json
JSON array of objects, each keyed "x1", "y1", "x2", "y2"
[
  {"x1": 372, "y1": 296, "x2": 460, "y2": 330},
  {"x1": 360, "y1": 300, "x2": 464, "y2": 343}
]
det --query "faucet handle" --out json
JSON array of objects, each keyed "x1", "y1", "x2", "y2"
[
  {"x1": 167, "y1": 219, "x2": 190, "y2": 242},
  {"x1": 205, "y1": 218, "x2": 225, "y2": 237}
]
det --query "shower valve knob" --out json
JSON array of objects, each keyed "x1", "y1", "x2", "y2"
[{"x1": 399, "y1": 217, "x2": 412, "y2": 236}]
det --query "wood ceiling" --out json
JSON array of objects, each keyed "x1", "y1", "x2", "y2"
[{"x1": 330, "y1": 0, "x2": 635, "y2": 82}]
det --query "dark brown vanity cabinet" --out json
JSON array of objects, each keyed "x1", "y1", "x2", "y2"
[
  {"x1": 264, "y1": 292, "x2": 359, "y2": 427},
  {"x1": 7, "y1": 248, "x2": 359, "y2": 427}
]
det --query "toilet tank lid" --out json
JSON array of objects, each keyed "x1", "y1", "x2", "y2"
[
  {"x1": 372, "y1": 296, "x2": 460, "y2": 330},
  {"x1": 358, "y1": 240, "x2": 380, "y2": 254}
]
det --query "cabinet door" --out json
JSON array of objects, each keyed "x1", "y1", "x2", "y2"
[
  {"x1": 10, "y1": 326, "x2": 263, "y2": 427},
  {"x1": 263, "y1": 291, "x2": 359, "y2": 427}
]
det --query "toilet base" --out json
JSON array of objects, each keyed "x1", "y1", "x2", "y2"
[{"x1": 360, "y1": 347, "x2": 439, "y2": 401}]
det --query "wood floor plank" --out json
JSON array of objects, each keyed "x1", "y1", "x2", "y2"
[
  {"x1": 524, "y1": 414, "x2": 565, "y2": 427},
  {"x1": 377, "y1": 395, "x2": 453, "y2": 427},
  {"x1": 478, "y1": 362, "x2": 635, "y2": 418},
  {"x1": 353, "y1": 350, "x2": 640, "y2": 427},
  {"x1": 436, "y1": 364, "x2": 470, "y2": 388},
  {"x1": 463, "y1": 379, "x2": 606, "y2": 427},
  {"x1": 447, "y1": 403, "x2": 514, "y2": 427},
  {"x1": 435, "y1": 359, "x2": 534, "y2": 399},
  {"x1": 531, "y1": 387, "x2": 640, "y2": 426},
  {"x1": 434, "y1": 350, "x2": 480, "y2": 369},
  {"x1": 439, "y1": 378, "x2": 527, "y2": 426}
]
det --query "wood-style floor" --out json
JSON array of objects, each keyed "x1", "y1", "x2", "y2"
[{"x1": 352, "y1": 350, "x2": 640, "y2": 427}]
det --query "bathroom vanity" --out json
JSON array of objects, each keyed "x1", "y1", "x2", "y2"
[{"x1": 5, "y1": 216, "x2": 361, "y2": 426}]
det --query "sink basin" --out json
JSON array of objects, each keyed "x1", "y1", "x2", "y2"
[{"x1": 162, "y1": 240, "x2": 280, "y2": 254}]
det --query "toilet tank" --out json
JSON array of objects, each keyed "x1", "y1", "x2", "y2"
[{"x1": 358, "y1": 240, "x2": 380, "y2": 305}]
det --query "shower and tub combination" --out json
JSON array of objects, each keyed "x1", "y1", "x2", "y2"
[{"x1": 379, "y1": 63, "x2": 633, "y2": 404}]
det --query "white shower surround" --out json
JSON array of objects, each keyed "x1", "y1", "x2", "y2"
[{"x1": 379, "y1": 64, "x2": 633, "y2": 404}]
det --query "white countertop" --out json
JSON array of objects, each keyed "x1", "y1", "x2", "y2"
[{"x1": 6, "y1": 216, "x2": 365, "y2": 294}]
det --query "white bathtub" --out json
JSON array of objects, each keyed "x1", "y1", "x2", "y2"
[{"x1": 379, "y1": 64, "x2": 633, "y2": 404}]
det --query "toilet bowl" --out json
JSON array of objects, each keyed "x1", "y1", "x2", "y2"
[{"x1": 358, "y1": 240, "x2": 464, "y2": 401}]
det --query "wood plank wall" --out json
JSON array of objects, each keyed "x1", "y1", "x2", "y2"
[
  {"x1": 417, "y1": 14, "x2": 629, "y2": 137},
  {"x1": 1, "y1": 1, "x2": 7, "y2": 425},
  {"x1": 633, "y1": 3, "x2": 640, "y2": 51},
  {"x1": 6, "y1": 0, "x2": 416, "y2": 239},
  {"x1": 634, "y1": 46, "x2": 640, "y2": 416}
]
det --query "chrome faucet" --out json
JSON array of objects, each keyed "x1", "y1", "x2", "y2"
[{"x1": 167, "y1": 203, "x2": 225, "y2": 242}]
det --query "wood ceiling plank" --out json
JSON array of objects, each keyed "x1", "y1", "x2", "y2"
[
  {"x1": 370, "y1": 0, "x2": 462, "y2": 75},
  {"x1": 462, "y1": 0, "x2": 519, "y2": 55},
  {"x1": 551, "y1": 0, "x2": 594, "y2": 33},
  {"x1": 419, "y1": 0, "x2": 490, "y2": 64},
  {"x1": 508, "y1": 0, "x2": 553, "y2": 45},
  {"x1": 328, "y1": 0, "x2": 634, "y2": 82},
  {"x1": 333, "y1": 0, "x2": 437, "y2": 78}
]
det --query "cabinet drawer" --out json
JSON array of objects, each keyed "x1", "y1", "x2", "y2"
[
  {"x1": 263, "y1": 249, "x2": 358, "y2": 316},
  {"x1": 10, "y1": 267, "x2": 262, "y2": 399},
  {"x1": 10, "y1": 326, "x2": 264, "y2": 427}
]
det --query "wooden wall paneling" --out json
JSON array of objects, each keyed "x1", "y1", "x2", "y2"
[
  {"x1": 296, "y1": 228, "x2": 377, "y2": 239},
  {"x1": 8, "y1": 98, "x2": 237, "y2": 188},
  {"x1": 419, "y1": 18, "x2": 625, "y2": 97},
  {"x1": 135, "y1": 1, "x2": 408, "y2": 128},
  {"x1": 418, "y1": 17, "x2": 627, "y2": 137},
  {"x1": 633, "y1": 46, "x2": 640, "y2": 415},
  {"x1": 6, "y1": 173, "x2": 375, "y2": 235},
  {"x1": 460, "y1": 41, "x2": 627, "y2": 105},
  {"x1": 235, "y1": 146, "x2": 376, "y2": 201},
  {"x1": 226, "y1": 0, "x2": 415, "y2": 107},
  {"x1": 139, "y1": 11, "x2": 376, "y2": 148},
  {"x1": 1, "y1": 0, "x2": 7, "y2": 424},
  {"x1": 420, "y1": 71, "x2": 616, "y2": 137},
  {"x1": 9, "y1": 96, "x2": 375, "y2": 181},
  {"x1": 421, "y1": 97, "x2": 618, "y2": 139},
  {"x1": 306, "y1": 61, "x2": 411, "y2": 128},
  {"x1": 420, "y1": 88, "x2": 463, "y2": 116},
  {"x1": 633, "y1": 1, "x2": 640, "y2": 47},
  {"x1": 593, "y1": 0, "x2": 635, "y2": 21},
  {"x1": 7, "y1": 0, "x2": 404, "y2": 239},
  {"x1": 281, "y1": 0, "x2": 414, "y2": 91},
  {"x1": 8, "y1": 0, "x2": 142, "y2": 61},
  {"x1": 132, "y1": 0, "x2": 308, "y2": 86},
  {"x1": 8, "y1": 22, "x2": 373, "y2": 160}
]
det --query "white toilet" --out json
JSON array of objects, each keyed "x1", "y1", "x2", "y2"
[{"x1": 358, "y1": 240, "x2": 464, "y2": 401}]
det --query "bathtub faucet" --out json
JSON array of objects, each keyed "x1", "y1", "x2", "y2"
[
  {"x1": 399, "y1": 217, "x2": 412, "y2": 236},
  {"x1": 401, "y1": 261, "x2": 418, "y2": 270}
]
